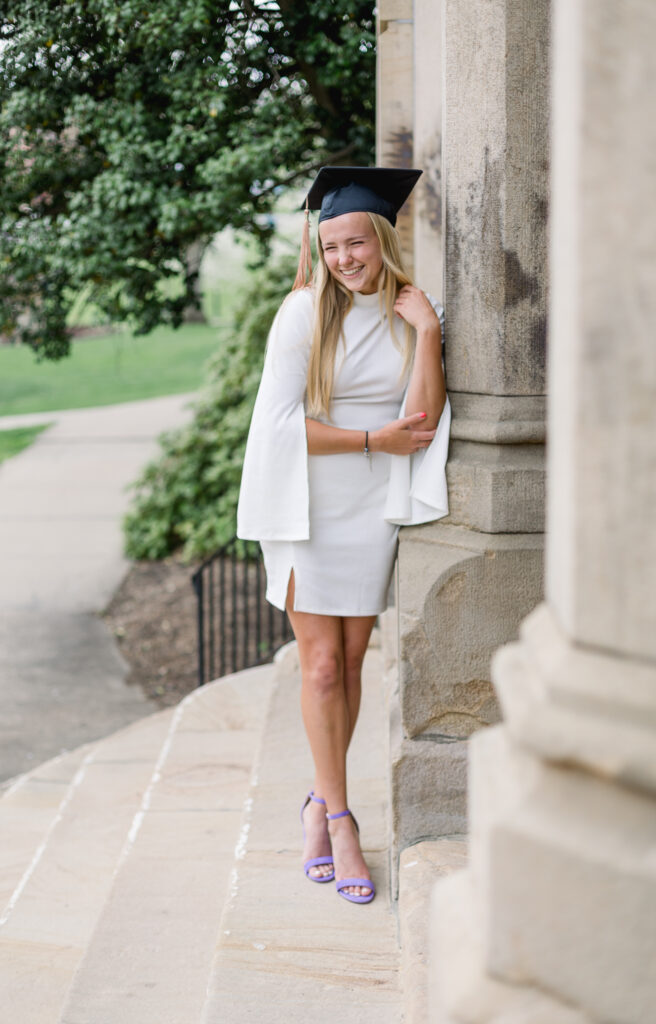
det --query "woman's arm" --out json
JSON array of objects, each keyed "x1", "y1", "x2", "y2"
[
  {"x1": 394, "y1": 287, "x2": 446, "y2": 431},
  {"x1": 306, "y1": 413, "x2": 436, "y2": 455}
]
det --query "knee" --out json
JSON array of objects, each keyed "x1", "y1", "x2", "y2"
[
  {"x1": 343, "y1": 648, "x2": 365, "y2": 684},
  {"x1": 306, "y1": 652, "x2": 343, "y2": 701}
]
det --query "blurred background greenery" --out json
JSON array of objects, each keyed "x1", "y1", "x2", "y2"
[{"x1": 0, "y1": 1, "x2": 376, "y2": 557}]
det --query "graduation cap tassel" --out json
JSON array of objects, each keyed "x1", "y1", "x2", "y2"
[{"x1": 292, "y1": 199, "x2": 313, "y2": 291}]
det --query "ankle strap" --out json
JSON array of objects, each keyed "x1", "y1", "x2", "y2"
[
  {"x1": 308, "y1": 791, "x2": 326, "y2": 806},
  {"x1": 326, "y1": 809, "x2": 351, "y2": 821},
  {"x1": 326, "y1": 807, "x2": 359, "y2": 833}
]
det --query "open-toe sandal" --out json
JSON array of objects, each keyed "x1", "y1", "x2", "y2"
[
  {"x1": 301, "y1": 791, "x2": 335, "y2": 883},
  {"x1": 326, "y1": 809, "x2": 376, "y2": 904}
]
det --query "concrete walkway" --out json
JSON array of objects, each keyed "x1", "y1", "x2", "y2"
[{"x1": 0, "y1": 395, "x2": 196, "y2": 781}]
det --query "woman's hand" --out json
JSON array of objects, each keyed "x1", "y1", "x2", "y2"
[
  {"x1": 370, "y1": 412, "x2": 436, "y2": 455},
  {"x1": 393, "y1": 286, "x2": 441, "y2": 334}
]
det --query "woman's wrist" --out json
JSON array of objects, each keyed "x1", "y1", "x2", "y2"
[
  {"x1": 415, "y1": 321, "x2": 441, "y2": 343},
  {"x1": 367, "y1": 428, "x2": 381, "y2": 453}
]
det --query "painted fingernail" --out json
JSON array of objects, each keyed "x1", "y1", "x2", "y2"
[{"x1": 420, "y1": 412, "x2": 427, "y2": 418}]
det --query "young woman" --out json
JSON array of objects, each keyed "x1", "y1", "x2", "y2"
[{"x1": 238, "y1": 167, "x2": 450, "y2": 904}]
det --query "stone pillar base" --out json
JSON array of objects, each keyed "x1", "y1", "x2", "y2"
[
  {"x1": 396, "y1": 524, "x2": 544, "y2": 739},
  {"x1": 390, "y1": 726, "x2": 468, "y2": 896},
  {"x1": 431, "y1": 726, "x2": 656, "y2": 1024},
  {"x1": 388, "y1": 525, "x2": 543, "y2": 891},
  {"x1": 493, "y1": 603, "x2": 656, "y2": 794},
  {"x1": 430, "y1": 870, "x2": 591, "y2": 1024}
]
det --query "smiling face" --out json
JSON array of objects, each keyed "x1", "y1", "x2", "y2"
[{"x1": 318, "y1": 211, "x2": 384, "y2": 295}]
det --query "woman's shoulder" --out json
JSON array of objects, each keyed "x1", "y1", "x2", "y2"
[
  {"x1": 267, "y1": 287, "x2": 315, "y2": 356},
  {"x1": 278, "y1": 286, "x2": 316, "y2": 322}
]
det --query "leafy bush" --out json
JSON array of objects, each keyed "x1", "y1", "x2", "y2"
[
  {"x1": 123, "y1": 254, "x2": 297, "y2": 560},
  {"x1": 1, "y1": 1, "x2": 374, "y2": 358}
]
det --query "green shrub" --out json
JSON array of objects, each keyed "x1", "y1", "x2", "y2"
[{"x1": 123, "y1": 254, "x2": 297, "y2": 560}]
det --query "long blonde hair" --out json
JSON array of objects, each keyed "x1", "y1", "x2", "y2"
[{"x1": 296, "y1": 212, "x2": 415, "y2": 419}]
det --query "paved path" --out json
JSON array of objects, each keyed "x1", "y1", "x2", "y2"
[{"x1": 0, "y1": 395, "x2": 196, "y2": 782}]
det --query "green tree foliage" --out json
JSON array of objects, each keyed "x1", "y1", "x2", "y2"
[
  {"x1": 0, "y1": 1, "x2": 374, "y2": 358},
  {"x1": 123, "y1": 253, "x2": 295, "y2": 560}
]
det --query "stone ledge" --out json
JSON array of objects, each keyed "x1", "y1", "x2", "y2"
[
  {"x1": 450, "y1": 393, "x2": 546, "y2": 445},
  {"x1": 493, "y1": 602, "x2": 656, "y2": 794},
  {"x1": 398, "y1": 839, "x2": 467, "y2": 1024}
]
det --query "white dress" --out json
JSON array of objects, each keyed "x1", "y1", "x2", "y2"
[{"x1": 237, "y1": 287, "x2": 451, "y2": 616}]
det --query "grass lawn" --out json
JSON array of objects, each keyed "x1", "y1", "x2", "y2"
[
  {"x1": 0, "y1": 323, "x2": 227, "y2": 417},
  {"x1": 0, "y1": 423, "x2": 51, "y2": 463}
]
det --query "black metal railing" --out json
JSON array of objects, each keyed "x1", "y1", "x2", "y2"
[{"x1": 191, "y1": 536, "x2": 294, "y2": 686}]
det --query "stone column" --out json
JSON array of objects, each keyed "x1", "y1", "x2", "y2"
[
  {"x1": 432, "y1": 2, "x2": 656, "y2": 1020},
  {"x1": 389, "y1": 0, "x2": 549, "y2": 888},
  {"x1": 413, "y1": 0, "x2": 443, "y2": 292},
  {"x1": 376, "y1": 0, "x2": 415, "y2": 274}
]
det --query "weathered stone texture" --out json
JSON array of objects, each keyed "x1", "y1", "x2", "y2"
[
  {"x1": 470, "y1": 728, "x2": 656, "y2": 1024},
  {"x1": 431, "y1": 3, "x2": 656, "y2": 1021},
  {"x1": 493, "y1": 603, "x2": 656, "y2": 795},
  {"x1": 445, "y1": 441, "x2": 545, "y2": 534},
  {"x1": 399, "y1": 839, "x2": 467, "y2": 1024},
  {"x1": 397, "y1": 526, "x2": 544, "y2": 739},
  {"x1": 431, "y1": 871, "x2": 593, "y2": 1024},
  {"x1": 449, "y1": 394, "x2": 546, "y2": 445},
  {"x1": 547, "y1": 0, "x2": 656, "y2": 661},
  {"x1": 387, "y1": 0, "x2": 549, "y2": 886},
  {"x1": 389, "y1": 726, "x2": 468, "y2": 896},
  {"x1": 414, "y1": 0, "x2": 443, "y2": 294},
  {"x1": 377, "y1": 3, "x2": 415, "y2": 270},
  {"x1": 443, "y1": 0, "x2": 550, "y2": 396}
]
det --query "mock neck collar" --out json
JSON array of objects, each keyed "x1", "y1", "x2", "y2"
[{"x1": 351, "y1": 289, "x2": 383, "y2": 309}]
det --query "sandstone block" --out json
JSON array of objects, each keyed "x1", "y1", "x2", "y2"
[
  {"x1": 389, "y1": 721, "x2": 468, "y2": 894},
  {"x1": 397, "y1": 524, "x2": 543, "y2": 739},
  {"x1": 430, "y1": 870, "x2": 592, "y2": 1024},
  {"x1": 445, "y1": 440, "x2": 545, "y2": 533},
  {"x1": 547, "y1": 0, "x2": 656, "y2": 662},
  {"x1": 492, "y1": 603, "x2": 656, "y2": 795},
  {"x1": 399, "y1": 839, "x2": 467, "y2": 1024},
  {"x1": 468, "y1": 727, "x2": 656, "y2": 1024},
  {"x1": 443, "y1": 0, "x2": 550, "y2": 396}
]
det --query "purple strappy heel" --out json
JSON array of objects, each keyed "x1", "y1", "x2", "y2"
[
  {"x1": 301, "y1": 791, "x2": 335, "y2": 883},
  {"x1": 326, "y1": 809, "x2": 376, "y2": 904}
]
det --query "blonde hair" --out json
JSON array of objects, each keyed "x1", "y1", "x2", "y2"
[{"x1": 297, "y1": 212, "x2": 415, "y2": 419}]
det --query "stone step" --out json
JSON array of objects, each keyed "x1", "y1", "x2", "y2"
[
  {"x1": 0, "y1": 706, "x2": 175, "y2": 1023},
  {"x1": 0, "y1": 745, "x2": 94, "y2": 917},
  {"x1": 201, "y1": 644, "x2": 404, "y2": 1024},
  {"x1": 398, "y1": 839, "x2": 468, "y2": 1024},
  {"x1": 57, "y1": 663, "x2": 275, "y2": 1024}
]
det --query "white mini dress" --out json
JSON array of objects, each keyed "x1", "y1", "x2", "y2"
[{"x1": 237, "y1": 287, "x2": 450, "y2": 616}]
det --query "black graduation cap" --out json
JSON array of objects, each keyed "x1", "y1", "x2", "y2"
[{"x1": 304, "y1": 166, "x2": 422, "y2": 227}]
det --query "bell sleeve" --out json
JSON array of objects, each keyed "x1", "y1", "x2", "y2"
[
  {"x1": 237, "y1": 289, "x2": 314, "y2": 541},
  {"x1": 384, "y1": 297, "x2": 451, "y2": 526}
]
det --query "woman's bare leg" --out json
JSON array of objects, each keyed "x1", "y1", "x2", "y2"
[
  {"x1": 326, "y1": 615, "x2": 376, "y2": 897},
  {"x1": 342, "y1": 615, "x2": 377, "y2": 744},
  {"x1": 286, "y1": 572, "x2": 376, "y2": 895}
]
